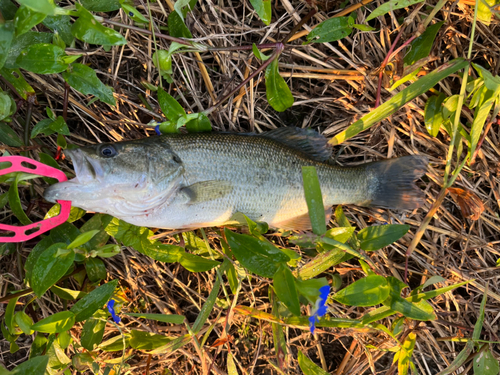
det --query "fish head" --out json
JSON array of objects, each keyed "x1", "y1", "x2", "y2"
[{"x1": 44, "y1": 140, "x2": 184, "y2": 214}]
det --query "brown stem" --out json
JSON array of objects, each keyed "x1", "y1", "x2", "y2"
[
  {"x1": 281, "y1": 8, "x2": 318, "y2": 44},
  {"x1": 63, "y1": 82, "x2": 69, "y2": 122}
]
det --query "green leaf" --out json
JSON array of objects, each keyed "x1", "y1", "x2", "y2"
[
  {"x1": 404, "y1": 22, "x2": 443, "y2": 65},
  {"x1": 252, "y1": 43, "x2": 270, "y2": 61},
  {"x1": 295, "y1": 277, "x2": 329, "y2": 304},
  {"x1": 15, "y1": 311, "x2": 33, "y2": 335},
  {"x1": 43, "y1": 15, "x2": 73, "y2": 45},
  {"x1": 179, "y1": 252, "x2": 220, "y2": 272},
  {"x1": 173, "y1": 0, "x2": 198, "y2": 20},
  {"x1": 9, "y1": 355, "x2": 49, "y2": 375},
  {"x1": 121, "y1": 3, "x2": 149, "y2": 23},
  {"x1": 32, "y1": 311, "x2": 75, "y2": 333},
  {"x1": 16, "y1": 43, "x2": 68, "y2": 74},
  {"x1": 157, "y1": 87, "x2": 185, "y2": 121},
  {"x1": 168, "y1": 10, "x2": 193, "y2": 39},
  {"x1": 477, "y1": 0, "x2": 497, "y2": 25},
  {"x1": 67, "y1": 229, "x2": 100, "y2": 249},
  {"x1": 0, "y1": 91, "x2": 14, "y2": 121},
  {"x1": 29, "y1": 334, "x2": 48, "y2": 359},
  {"x1": 249, "y1": 0, "x2": 272, "y2": 25},
  {"x1": 227, "y1": 352, "x2": 238, "y2": 375},
  {"x1": 298, "y1": 351, "x2": 329, "y2": 375},
  {"x1": 17, "y1": 0, "x2": 56, "y2": 15},
  {"x1": 124, "y1": 313, "x2": 185, "y2": 324},
  {"x1": 470, "y1": 87, "x2": 499, "y2": 158},
  {"x1": 297, "y1": 247, "x2": 345, "y2": 280},
  {"x1": 9, "y1": 174, "x2": 32, "y2": 225},
  {"x1": 0, "y1": 122, "x2": 23, "y2": 146},
  {"x1": 129, "y1": 330, "x2": 173, "y2": 350},
  {"x1": 81, "y1": 311, "x2": 107, "y2": 351},
  {"x1": 302, "y1": 166, "x2": 327, "y2": 235},
  {"x1": 366, "y1": 0, "x2": 425, "y2": 21},
  {"x1": 62, "y1": 63, "x2": 116, "y2": 106},
  {"x1": 353, "y1": 24, "x2": 376, "y2": 31},
  {"x1": 474, "y1": 348, "x2": 499, "y2": 375},
  {"x1": 186, "y1": 112, "x2": 212, "y2": 133},
  {"x1": 333, "y1": 275, "x2": 389, "y2": 306},
  {"x1": 4, "y1": 31, "x2": 52, "y2": 69},
  {"x1": 225, "y1": 228, "x2": 289, "y2": 278},
  {"x1": 306, "y1": 17, "x2": 353, "y2": 43},
  {"x1": 0, "y1": 0, "x2": 18, "y2": 21},
  {"x1": 273, "y1": 264, "x2": 300, "y2": 316},
  {"x1": 192, "y1": 276, "x2": 220, "y2": 333},
  {"x1": 72, "y1": 4, "x2": 127, "y2": 46},
  {"x1": 31, "y1": 242, "x2": 75, "y2": 297},
  {"x1": 398, "y1": 332, "x2": 417, "y2": 375},
  {"x1": 265, "y1": 58, "x2": 294, "y2": 112},
  {"x1": 0, "y1": 68, "x2": 35, "y2": 100},
  {"x1": 85, "y1": 257, "x2": 108, "y2": 282},
  {"x1": 424, "y1": 93, "x2": 446, "y2": 137},
  {"x1": 81, "y1": 0, "x2": 120, "y2": 12},
  {"x1": 70, "y1": 279, "x2": 118, "y2": 322},
  {"x1": 5, "y1": 295, "x2": 19, "y2": 334},
  {"x1": 50, "y1": 285, "x2": 86, "y2": 300},
  {"x1": 473, "y1": 287, "x2": 488, "y2": 340},
  {"x1": 14, "y1": 6, "x2": 46, "y2": 36},
  {"x1": 330, "y1": 58, "x2": 469, "y2": 145},
  {"x1": 436, "y1": 341, "x2": 474, "y2": 375},
  {"x1": 99, "y1": 333, "x2": 131, "y2": 352},
  {"x1": 357, "y1": 224, "x2": 410, "y2": 251},
  {"x1": 0, "y1": 21, "x2": 14, "y2": 70},
  {"x1": 383, "y1": 277, "x2": 436, "y2": 320},
  {"x1": 31, "y1": 116, "x2": 70, "y2": 138}
]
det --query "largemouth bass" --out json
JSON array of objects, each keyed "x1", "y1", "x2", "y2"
[{"x1": 44, "y1": 128, "x2": 428, "y2": 230}]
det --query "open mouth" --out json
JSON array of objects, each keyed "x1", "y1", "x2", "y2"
[{"x1": 65, "y1": 149, "x2": 103, "y2": 183}]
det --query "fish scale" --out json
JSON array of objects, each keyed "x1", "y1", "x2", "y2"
[{"x1": 44, "y1": 128, "x2": 428, "y2": 230}]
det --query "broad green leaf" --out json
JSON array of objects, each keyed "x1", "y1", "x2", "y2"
[
  {"x1": 325, "y1": 227, "x2": 355, "y2": 246},
  {"x1": 335, "y1": 206, "x2": 360, "y2": 249},
  {"x1": 67, "y1": 230, "x2": 100, "y2": 249},
  {"x1": 470, "y1": 88, "x2": 499, "y2": 157},
  {"x1": 192, "y1": 276, "x2": 220, "y2": 333},
  {"x1": 129, "y1": 330, "x2": 173, "y2": 350},
  {"x1": 173, "y1": 0, "x2": 198, "y2": 20},
  {"x1": 31, "y1": 242, "x2": 74, "y2": 297},
  {"x1": 157, "y1": 87, "x2": 185, "y2": 121},
  {"x1": 442, "y1": 94, "x2": 460, "y2": 119},
  {"x1": 4, "y1": 31, "x2": 52, "y2": 69},
  {"x1": 17, "y1": 0, "x2": 55, "y2": 15},
  {"x1": 333, "y1": 275, "x2": 389, "y2": 307},
  {"x1": 388, "y1": 68, "x2": 420, "y2": 91},
  {"x1": 0, "y1": 91, "x2": 14, "y2": 121},
  {"x1": 32, "y1": 311, "x2": 75, "y2": 333},
  {"x1": 14, "y1": 6, "x2": 46, "y2": 36},
  {"x1": 85, "y1": 257, "x2": 107, "y2": 282},
  {"x1": 474, "y1": 348, "x2": 499, "y2": 375},
  {"x1": 50, "y1": 285, "x2": 86, "y2": 300},
  {"x1": 72, "y1": 4, "x2": 127, "y2": 46},
  {"x1": 0, "y1": 68, "x2": 35, "y2": 100},
  {"x1": 0, "y1": 21, "x2": 15, "y2": 69},
  {"x1": 15, "y1": 311, "x2": 33, "y2": 335},
  {"x1": 125, "y1": 313, "x2": 185, "y2": 324},
  {"x1": 297, "y1": 247, "x2": 345, "y2": 280},
  {"x1": 179, "y1": 252, "x2": 220, "y2": 272},
  {"x1": 366, "y1": 0, "x2": 425, "y2": 21},
  {"x1": 0, "y1": 121, "x2": 22, "y2": 147},
  {"x1": 424, "y1": 93, "x2": 446, "y2": 137},
  {"x1": 477, "y1": 0, "x2": 497, "y2": 25},
  {"x1": 330, "y1": 58, "x2": 469, "y2": 145},
  {"x1": 62, "y1": 63, "x2": 115, "y2": 106},
  {"x1": 143, "y1": 243, "x2": 184, "y2": 263},
  {"x1": 404, "y1": 22, "x2": 443, "y2": 65},
  {"x1": 225, "y1": 228, "x2": 289, "y2": 278},
  {"x1": 43, "y1": 15, "x2": 73, "y2": 45},
  {"x1": 168, "y1": 10, "x2": 192, "y2": 39},
  {"x1": 227, "y1": 352, "x2": 238, "y2": 375},
  {"x1": 298, "y1": 351, "x2": 329, "y2": 375},
  {"x1": 81, "y1": 0, "x2": 120, "y2": 12},
  {"x1": 357, "y1": 224, "x2": 410, "y2": 251},
  {"x1": 0, "y1": 0, "x2": 18, "y2": 20},
  {"x1": 25, "y1": 235, "x2": 53, "y2": 280},
  {"x1": 16, "y1": 43, "x2": 68, "y2": 74},
  {"x1": 8, "y1": 174, "x2": 32, "y2": 225},
  {"x1": 273, "y1": 264, "x2": 300, "y2": 316},
  {"x1": 473, "y1": 63, "x2": 500, "y2": 91},
  {"x1": 29, "y1": 334, "x2": 48, "y2": 359},
  {"x1": 353, "y1": 24, "x2": 376, "y2": 31},
  {"x1": 49, "y1": 222, "x2": 81, "y2": 246},
  {"x1": 31, "y1": 116, "x2": 70, "y2": 138},
  {"x1": 186, "y1": 112, "x2": 212, "y2": 132},
  {"x1": 9, "y1": 355, "x2": 49, "y2": 375},
  {"x1": 146, "y1": 334, "x2": 191, "y2": 355},
  {"x1": 302, "y1": 166, "x2": 327, "y2": 235},
  {"x1": 5, "y1": 295, "x2": 19, "y2": 334},
  {"x1": 249, "y1": 0, "x2": 272, "y2": 25},
  {"x1": 306, "y1": 17, "x2": 353, "y2": 43},
  {"x1": 228, "y1": 212, "x2": 269, "y2": 236},
  {"x1": 99, "y1": 334, "x2": 131, "y2": 352},
  {"x1": 81, "y1": 311, "x2": 107, "y2": 351},
  {"x1": 252, "y1": 43, "x2": 270, "y2": 61},
  {"x1": 265, "y1": 58, "x2": 294, "y2": 112},
  {"x1": 70, "y1": 279, "x2": 118, "y2": 322}
]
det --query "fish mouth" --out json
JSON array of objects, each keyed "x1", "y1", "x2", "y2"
[{"x1": 43, "y1": 148, "x2": 104, "y2": 203}]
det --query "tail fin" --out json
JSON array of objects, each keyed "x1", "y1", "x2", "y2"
[{"x1": 366, "y1": 155, "x2": 428, "y2": 210}]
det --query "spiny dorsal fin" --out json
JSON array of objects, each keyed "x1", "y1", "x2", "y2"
[
  {"x1": 180, "y1": 180, "x2": 233, "y2": 204},
  {"x1": 259, "y1": 127, "x2": 332, "y2": 162}
]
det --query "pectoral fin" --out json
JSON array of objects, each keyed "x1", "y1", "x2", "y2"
[{"x1": 180, "y1": 180, "x2": 233, "y2": 204}]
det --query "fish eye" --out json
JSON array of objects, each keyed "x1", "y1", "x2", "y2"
[{"x1": 100, "y1": 145, "x2": 117, "y2": 158}]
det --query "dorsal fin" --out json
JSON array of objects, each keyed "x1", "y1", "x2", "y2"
[{"x1": 259, "y1": 127, "x2": 332, "y2": 162}]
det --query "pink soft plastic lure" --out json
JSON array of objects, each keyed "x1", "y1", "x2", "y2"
[{"x1": 0, "y1": 156, "x2": 71, "y2": 243}]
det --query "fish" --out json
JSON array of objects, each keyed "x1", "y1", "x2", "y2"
[{"x1": 43, "y1": 127, "x2": 428, "y2": 230}]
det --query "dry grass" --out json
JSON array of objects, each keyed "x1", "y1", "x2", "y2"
[{"x1": 1, "y1": 0, "x2": 500, "y2": 374}]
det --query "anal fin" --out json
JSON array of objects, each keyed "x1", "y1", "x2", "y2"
[{"x1": 272, "y1": 207, "x2": 332, "y2": 231}]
